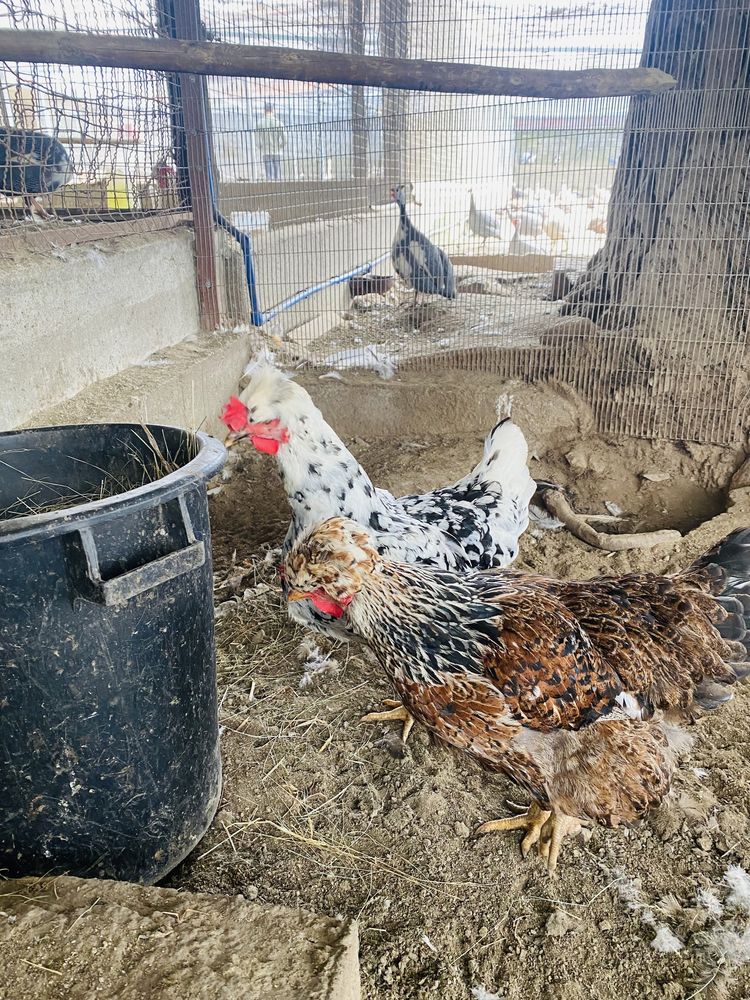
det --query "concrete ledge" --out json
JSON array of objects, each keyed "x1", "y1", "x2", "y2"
[
  {"x1": 23, "y1": 328, "x2": 254, "y2": 439},
  {"x1": 0, "y1": 229, "x2": 201, "y2": 432},
  {"x1": 0, "y1": 875, "x2": 360, "y2": 1000},
  {"x1": 296, "y1": 369, "x2": 594, "y2": 451}
]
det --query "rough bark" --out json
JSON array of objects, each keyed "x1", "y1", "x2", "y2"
[
  {"x1": 0, "y1": 29, "x2": 674, "y2": 98},
  {"x1": 564, "y1": 0, "x2": 750, "y2": 342}
]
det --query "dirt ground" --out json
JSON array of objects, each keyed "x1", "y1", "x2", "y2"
[
  {"x1": 168, "y1": 382, "x2": 750, "y2": 1000},
  {"x1": 292, "y1": 271, "x2": 563, "y2": 369}
]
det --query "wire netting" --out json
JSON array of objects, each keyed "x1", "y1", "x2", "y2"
[
  {"x1": 0, "y1": 0, "x2": 183, "y2": 241},
  {"x1": 1, "y1": 0, "x2": 747, "y2": 443}
]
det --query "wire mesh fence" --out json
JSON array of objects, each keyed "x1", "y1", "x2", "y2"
[
  {"x1": 0, "y1": 0, "x2": 185, "y2": 238},
  {"x1": 0, "y1": 0, "x2": 747, "y2": 443}
]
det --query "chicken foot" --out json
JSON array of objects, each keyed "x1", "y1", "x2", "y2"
[
  {"x1": 24, "y1": 194, "x2": 53, "y2": 222},
  {"x1": 360, "y1": 698, "x2": 415, "y2": 743},
  {"x1": 475, "y1": 802, "x2": 551, "y2": 860},
  {"x1": 475, "y1": 803, "x2": 583, "y2": 872},
  {"x1": 538, "y1": 812, "x2": 584, "y2": 872}
]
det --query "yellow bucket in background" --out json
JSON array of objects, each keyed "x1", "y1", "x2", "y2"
[{"x1": 106, "y1": 175, "x2": 130, "y2": 210}]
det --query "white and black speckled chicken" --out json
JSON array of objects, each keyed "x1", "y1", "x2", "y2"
[
  {"x1": 284, "y1": 518, "x2": 750, "y2": 870},
  {"x1": 221, "y1": 361, "x2": 536, "y2": 640},
  {"x1": 391, "y1": 185, "x2": 455, "y2": 304},
  {"x1": 0, "y1": 128, "x2": 72, "y2": 219}
]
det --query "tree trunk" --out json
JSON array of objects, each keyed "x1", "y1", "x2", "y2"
[{"x1": 563, "y1": 0, "x2": 750, "y2": 344}]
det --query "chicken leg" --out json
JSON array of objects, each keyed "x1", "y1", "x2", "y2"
[
  {"x1": 475, "y1": 802, "x2": 551, "y2": 860},
  {"x1": 24, "y1": 194, "x2": 52, "y2": 221},
  {"x1": 538, "y1": 812, "x2": 584, "y2": 872},
  {"x1": 360, "y1": 698, "x2": 415, "y2": 743},
  {"x1": 476, "y1": 804, "x2": 583, "y2": 872}
]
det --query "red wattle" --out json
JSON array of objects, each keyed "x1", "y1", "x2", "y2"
[
  {"x1": 310, "y1": 590, "x2": 347, "y2": 618},
  {"x1": 252, "y1": 436, "x2": 280, "y2": 455}
]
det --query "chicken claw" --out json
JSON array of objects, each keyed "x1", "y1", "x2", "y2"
[
  {"x1": 538, "y1": 812, "x2": 584, "y2": 872},
  {"x1": 476, "y1": 805, "x2": 584, "y2": 872},
  {"x1": 475, "y1": 802, "x2": 551, "y2": 861},
  {"x1": 361, "y1": 699, "x2": 415, "y2": 743}
]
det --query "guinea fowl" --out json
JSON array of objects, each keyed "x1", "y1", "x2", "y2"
[
  {"x1": 468, "y1": 192, "x2": 512, "y2": 246},
  {"x1": 0, "y1": 127, "x2": 72, "y2": 219},
  {"x1": 285, "y1": 518, "x2": 750, "y2": 870},
  {"x1": 221, "y1": 359, "x2": 536, "y2": 647},
  {"x1": 390, "y1": 184, "x2": 455, "y2": 304}
]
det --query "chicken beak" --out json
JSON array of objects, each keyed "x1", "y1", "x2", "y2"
[
  {"x1": 287, "y1": 589, "x2": 309, "y2": 602},
  {"x1": 223, "y1": 431, "x2": 246, "y2": 449}
]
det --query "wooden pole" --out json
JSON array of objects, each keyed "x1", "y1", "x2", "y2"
[
  {"x1": 0, "y1": 30, "x2": 676, "y2": 99},
  {"x1": 171, "y1": 0, "x2": 220, "y2": 331},
  {"x1": 380, "y1": 0, "x2": 409, "y2": 186},
  {"x1": 349, "y1": 0, "x2": 367, "y2": 184},
  {"x1": 155, "y1": 0, "x2": 190, "y2": 208}
]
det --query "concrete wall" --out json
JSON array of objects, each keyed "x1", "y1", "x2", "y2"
[
  {"x1": 24, "y1": 327, "x2": 255, "y2": 440},
  {"x1": 0, "y1": 228, "x2": 201, "y2": 431}
]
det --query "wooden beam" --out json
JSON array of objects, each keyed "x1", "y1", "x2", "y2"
[
  {"x1": 155, "y1": 0, "x2": 191, "y2": 209},
  {"x1": 0, "y1": 30, "x2": 676, "y2": 99},
  {"x1": 171, "y1": 0, "x2": 220, "y2": 332},
  {"x1": 380, "y1": 0, "x2": 409, "y2": 185},
  {"x1": 452, "y1": 253, "x2": 554, "y2": 273}
]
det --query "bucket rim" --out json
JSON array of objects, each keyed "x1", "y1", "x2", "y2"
[{"x1": 0, "y1": 422, "x2": 226, "y2": 540}]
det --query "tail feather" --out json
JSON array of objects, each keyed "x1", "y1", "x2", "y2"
[
  {"x1": 495, "y1": 392, "x2": 513, "y2": 422},
  {"x1": 692, "y1": 527, "x2": 750, "y2": 589},
  {"x1": 462, "y1": 408, "x2": 534, "y2": 501},
  {"x1": 694, "y1": 679, "x2": 735, "y2": 711},
  {"x1": 689, "y1": 526, "x2": 750, "y2": 662}
]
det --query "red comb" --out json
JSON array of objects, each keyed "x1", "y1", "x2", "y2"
[{"x1": 221, "y1": 395, "x2": 249, "y2": 431}]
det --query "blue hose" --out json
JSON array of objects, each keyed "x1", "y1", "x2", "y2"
[
  {"x1": 212, "y1": 207, "x2": 265, "y2": 327},
  {"x1": 263, "y1": 250, "x2": 391, "y2": 323}
]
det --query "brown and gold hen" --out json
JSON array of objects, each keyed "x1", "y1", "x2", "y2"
[{"x1": 284, "y1": 517, "x2": 750, "y2": 871}]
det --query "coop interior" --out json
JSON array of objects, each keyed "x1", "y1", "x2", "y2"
[{"x1": 1, "y1": 0, "x2": 750, "y2": 997}]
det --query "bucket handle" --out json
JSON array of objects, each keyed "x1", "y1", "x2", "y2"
[{"x1": 67, "y1": 495, "x2": 205, "y2": 606}]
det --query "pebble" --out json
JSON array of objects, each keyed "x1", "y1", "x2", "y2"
[
  {"x1": 454, "y1": 820, "x2": 472, "y2": 839},
  {"x1": 696, "y1": 830, "x2": 714, "y2": 852},
  {"x1": 545, "y1": 909, "x2": 579, "y2": 937}
]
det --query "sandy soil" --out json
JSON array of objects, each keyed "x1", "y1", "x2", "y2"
[{"x1": 168, "y1": 383, "x2": 750, "y2": 1000}]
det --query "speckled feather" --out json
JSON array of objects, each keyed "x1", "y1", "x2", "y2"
[
  {"x1": 285, "y1": 519, "x2": 750, "y2": 827},
  {"x1": 237, "y1": 362, "x2": 535, "y2": 638}
]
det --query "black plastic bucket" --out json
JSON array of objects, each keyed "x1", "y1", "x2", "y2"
[{"x1": 0, "y1": 423, "x2": 226, "y2": 883}]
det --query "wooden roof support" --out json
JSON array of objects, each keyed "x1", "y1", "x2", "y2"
[{"x1": 0, "y1": 30, "x2": 675, "y2": 99}]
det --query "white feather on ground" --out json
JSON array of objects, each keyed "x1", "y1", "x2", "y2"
[
  {"x1": 324, "y1": 345, "x2": 397, "y2": 380},
  {"x1": 725, "y1": 865, "x2": 750, "y2": 912},
  {"x1": 651, "y1": 925, "x2": 684, "y2": 953},
  {"x1": 471, "y1": 988, "x2": 502, "y2": 1000},
  {"x1": 298, "y1": 641, "x2": 339, "y2": 689},
  {"x1": 697, "y1": 887, "x2": 724, "y2": 917}
]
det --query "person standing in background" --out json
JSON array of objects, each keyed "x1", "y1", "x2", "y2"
[{"x1": 257, "y1": 103, "x2": 286, "y2": 181}]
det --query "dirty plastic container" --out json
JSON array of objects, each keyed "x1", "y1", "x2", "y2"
[{"x1": 0, "y1": 423, "x2": 226, "y2": 883}]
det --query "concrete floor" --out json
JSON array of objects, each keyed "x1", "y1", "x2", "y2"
[{"x1": 0, "y1": 876, "x2": 360, "y2": 1000}]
